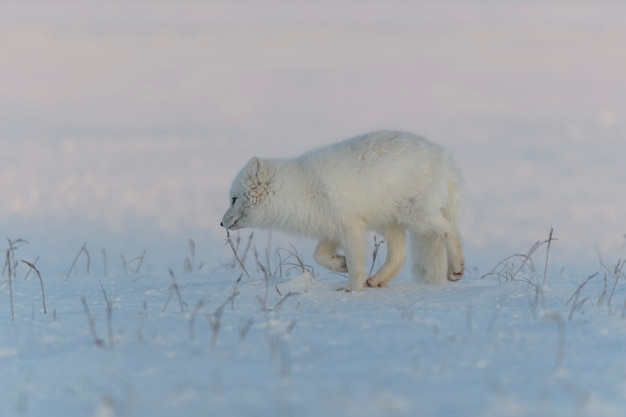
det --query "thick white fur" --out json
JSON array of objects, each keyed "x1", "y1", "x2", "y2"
[{"x1": 221, "y1": 131, "x2": 464, "y2": 291}]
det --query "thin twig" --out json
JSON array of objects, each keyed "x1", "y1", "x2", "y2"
[
  {"x1": 274, "y1": 291, "x2": 299, "y2": 312},
  {"x1": 168, "y1": 269, "x2": 187, "y2": 313},
  {"x1": 565, "y1": 272, "x2": 598, "y2": 307},
  {"x1": 66, "y1": 242, "x2": 89, "y2": 281},
  {"x1": 184, "y1": 239, "x2": 196, "y2": 273},
  {"x1": 542, "y1": 227, "x2": 554, "y2": 287},
  {"x1": 189, "y1": 300, "x2": 206, "y2": 342},
  {"x1": 606, "y1": 260, "x2": 624, "y2": 310},
  {"x1": 81, "y1": 296, "x2": 104, "y2": 347},
  {"x1": 369, "y1": 236, "x2": 385, "y2": 276},
  {"x1": 101, "y1": 249, "x2": 108, "y2": 276},
  {"x1": 21, "y1": 260, "x2": 47, "y2": 314},
  {"x1": 225, "y1": 230, "x2": 251, "y2": 279}
]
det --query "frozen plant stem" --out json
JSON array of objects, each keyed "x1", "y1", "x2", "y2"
[
  {"x1": 138, "y1": 301, "x2": 147, "y2": 342},
  {"x1": 4, "y1": 238, "x2": 27, "y2": 321},
  {"x1": 369, "y1": 236, "x2": 385, "y2": 276},
  {"x1": 66, "y1": 242, "x2": 90, "y2": 281},
  {"x1": 274, "y1": 291, "x2": 298, "y2": 312},
  {"x1": 5, "y1": 242, "x2": 14, "y2": 321},
  {"x1": 569, "y1": 297, "x2": 589, "y2": 321},
  {"x1": 169, "y1": 269, "x2": 187, "y2": 313},
  {"x1": 226, "y1": 230, "x2": 252, "y2": 279},
  {"x1": 531, "y1": 286, "x2": 544, "y2": 320},
  {"x1": 101, "y1": 249, "x2": 108, "y2": 276},
  {"x1": 120, "y1": 251, "x2": 146, "y2": 275},
  {"x1": 206, "y1": 312, "x2": 222, "y2": 350},
  {"x1": 100, "y1": 282, "x2": 114, "y2": 347},
  {"x1": 189, "y1": 300, "x2": 206, "y2": 342},
  {"x1": 81, "y1": 296, "x2": 104, "y2": 347},
  {"x1": 542, "y1": 227, "x2": 554, "y2": 287},
  {"x1": 239, "y1": 318, "x2": 254, "y2": 343},
  {"x1": 132, "y1": 250, "x2": 146, "y2": 274},
  {"x1": 21, "y1": 260, "x2": 47, "y2": 314},
  {"x1": 184, "y1": 239, "x2": 196, "y2": 273},
  {"x1": 565, "y1": 272, "x2": 598, "y2": 307},
  {"x1": 606, "y1": 260, "x2": 624, "y2": 310}
]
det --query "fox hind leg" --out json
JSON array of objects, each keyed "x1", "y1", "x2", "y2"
[
  {"x1": 410, "y1": 231, "x2": 448, "y2": 284},
  {"x1": 313, "y1": 240, "x2": 348, "y2": 273},
  {"x1": 444, "y1": 224, "x2": 464, "y2": 281},
  {"x1": 408, "y1": 211, "x2": 464, "y2": 284}
]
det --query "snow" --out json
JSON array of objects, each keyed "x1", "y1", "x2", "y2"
[
  {"x1": 2, "y1": 239, "x2": 626, "y2": 416},
  {"x1": 1, "y1": 1, "x2": 626, "y2": 416}
]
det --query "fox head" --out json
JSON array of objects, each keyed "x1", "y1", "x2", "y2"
[{"x1": 220, "y1": 157, "x2": 272, "y2": 230}]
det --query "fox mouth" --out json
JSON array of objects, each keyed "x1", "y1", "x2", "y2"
[{"x1": 221, "y1": 216, "x2": 242, "y2": 230}]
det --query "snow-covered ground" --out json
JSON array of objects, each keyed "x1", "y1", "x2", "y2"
[
  {"x1": 2, "y1": 237, "x2": 626, "y2": 416},
  {"x1": 1, "y1": 1, "x2": 626, "y2": 416}
]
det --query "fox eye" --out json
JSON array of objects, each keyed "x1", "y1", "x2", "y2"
[{"x1": 231, "y1": 197, "x2": 238, "y2": 206}]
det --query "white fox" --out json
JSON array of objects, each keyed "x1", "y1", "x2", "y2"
[{"x1": 221, "y1": 131, "x2": 464, "y2": 291}]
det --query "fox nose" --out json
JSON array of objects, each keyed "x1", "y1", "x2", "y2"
[{"x1": 220, "y1": 222, "x2": 224, "y2": 227}]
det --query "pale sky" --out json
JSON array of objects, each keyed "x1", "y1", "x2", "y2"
[{"x1": 1, "y1": 1, "x2": 625, "y2": 265}]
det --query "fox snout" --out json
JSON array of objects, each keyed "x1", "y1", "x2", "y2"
[
  {"x1": 220, "y1": 220, "x2": 237, "y2": 229},
  {"x1": 220, "y1": 210, "x2": 242, "y2": 230}
]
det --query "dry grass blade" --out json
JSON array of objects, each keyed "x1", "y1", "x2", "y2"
[
  {"x1": 605, "y1": 259, "x2": 624, "y2": 309},
  {"x1": 132, "y1": 250, "x2": 147, "y2": 274},
  {"x1": 81, "y1": 296, "x2": 104, "y2": 347},
  {"x1": 569, "y1": 297, "x2": 589, "y2": 321},
  {"x1": 276, "y1": 243, "x2": 314, "y2": 276},
  {"x1": 225, "y1": 230, "x2": 252, "y2": 279},
  {"x1": 21, "y1": 260, "x2": 47, "y2": 314},
  {"x1": 66, "y1": 242, "x2": 90, "y2": 281},
  {"x1": 510, "y1": 240, "x2": 543, "y2": 281},
  {"x1": 5, "y1": 239, "x2": 15, "y2": 321},
  {"x1": 239, "y1": 318, "x2": 254, "y2": 342},
  {"x1": 565, "y1": 272, "x2": 598, "y2": 307},
  {"x1": 4, "y1": 238, "x2": 27, "y2": 320},
  {"x1": 368, "y1": 236, "x2": 385, "y2": 276},
  {"x1": 542, "y1": 227, "x2": 555, "y2": 287},
  {"x1": 137, "y1": 300, "x2": 147, "y2": 341},
  {"x1": 274, "y1": 291, "x2": 299, "y2": 312},
  {"x1": 184, "y1": 239, "x2": 196, "y2": 273},
  {"x1": 481, "y1": 229, "x2": 557, "y2": 286},
  {"x1": 189, "y1": 300, "x2": 206, "y2": 342},
  {"x1": 253, "y1": 246, "x2": 271, "y2": 279},
  {"x1": 99, "y1": 281, "x2": 114, "y2": 347},
  {"x1": 101, "y1": 249, "x2": 108, "y2": 276},
  {"x1": 168, "y1": 269, "x2": 187, "y2": 313},
  {"x1": 480, "y1": 253, "x2": 535, "y2": 283}
]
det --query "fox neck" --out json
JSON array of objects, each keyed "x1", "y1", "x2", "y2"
[{"x1": 257, "y1": 159, "x2": 332, "y2": 238}]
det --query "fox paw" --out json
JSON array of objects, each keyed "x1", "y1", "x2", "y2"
[
  {"x1": 337, "y1": 280, "x2": 365, "y2": 292},
  {"x1": 447, "y1": 262, "x2": 465, "y2": 282},
  {"x1": 331, "y1": 255, "x2": 348, "y2": 273},
  {"x1": 365, "y1": 277, "x2": 387, "y2": 288}
]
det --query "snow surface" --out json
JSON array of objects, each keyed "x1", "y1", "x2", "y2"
[
  {"x1": 1, "y1": 1, "x2": 626, "y2": 416},
  {"x1": 1, "y1": 238, "x2": 626, "y2": 417}
]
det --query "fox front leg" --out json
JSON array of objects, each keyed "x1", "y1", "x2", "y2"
[{"x1": 339, "y1": 228, "x2": 368, "y2": 291}]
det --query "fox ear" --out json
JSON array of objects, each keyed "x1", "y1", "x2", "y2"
[{"x1": 246, "y1": 157, "x2": 268, "y2": 183}]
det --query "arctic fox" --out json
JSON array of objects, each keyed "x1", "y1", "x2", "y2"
[{"x1": 221, "y1": 131, "x2": 464, "y2": 291}]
